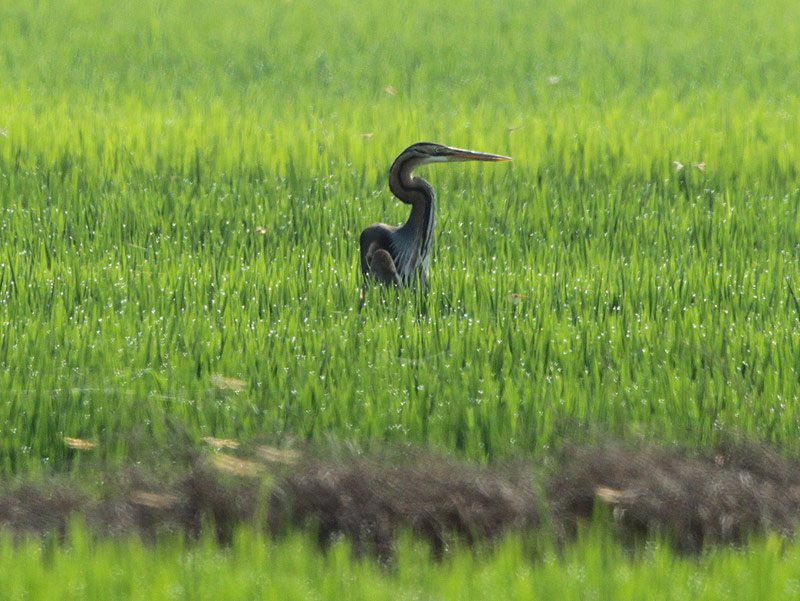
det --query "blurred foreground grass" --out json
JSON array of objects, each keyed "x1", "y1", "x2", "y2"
[{"x1": 0, "y1": 527, "x2": 797, "y2": 601}]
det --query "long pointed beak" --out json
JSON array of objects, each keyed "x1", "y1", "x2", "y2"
[{"x1": 445, "y1": 147, "x2": 512, "y2": 162}]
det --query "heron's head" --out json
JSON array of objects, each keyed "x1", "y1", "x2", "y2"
[{"x1": 400, "y1": 142, "x2": 512, "y2": 166}]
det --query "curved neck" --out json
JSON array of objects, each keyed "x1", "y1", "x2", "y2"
[
  {"x1": 389, "y1": 153, "x2": 436, "y2": 233},
  {"x1": 388, "y1": 153, "x2": 437, "y2": 280},
  {"x1": 389, "y1": 154, "x2": 434, "y2": 207}
]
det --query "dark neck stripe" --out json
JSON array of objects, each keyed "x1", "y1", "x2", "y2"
[{"x1": 387, "y1": 149, "x2": 437, "y2": 280}]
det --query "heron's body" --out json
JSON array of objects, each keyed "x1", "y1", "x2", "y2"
[{"x1": 359, "y1": 142, "x2": 511, "y2": 289}]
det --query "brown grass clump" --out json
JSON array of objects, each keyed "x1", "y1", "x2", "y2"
[
  {"x1": 268, "y1": 452, "x2": 540, "y2": 563},
  {"x1": 0, "y1": 482, "x2": 85, "y2": 538},
  {"x1": 86, "y1": 464, "x2": 263, "y2": 544},
  {"x1": 2, "y1": 439, "x2": 800, "y2": 560},
  {"x1": 548, "y1": 441, "x2": 800, "y2": 553},
  {"x1": 0, "y1": 462, "x2": 263, "y2": 545}
]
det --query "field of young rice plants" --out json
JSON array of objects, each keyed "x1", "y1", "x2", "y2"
[{"x1": 2, "y1": 0, "x2": 800, "y2": 596}]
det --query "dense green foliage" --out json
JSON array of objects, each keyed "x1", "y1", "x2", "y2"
[
  {"x1": 1, "y1": 528, "x2": 799, "y2": 601},
  {"x1": 3, "y1": 0, "x2": 800, "y2": 472},
  {"x1": 2, "y1": 0, "x2": 800, "y2": 595}
]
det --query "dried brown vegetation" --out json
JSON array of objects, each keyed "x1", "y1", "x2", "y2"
[
  {"x1": 549, "y1": 441, "x2": 800, "y2": 553},
  {"x1": 268, "y1": 452, "x2": 540, "y2": 563},
  {"x1": 0, "y1": 465, "x2": 262, "y2": 545},
  {"x1": 2, "y1": 440, "x2": 800, "y2": 561}
]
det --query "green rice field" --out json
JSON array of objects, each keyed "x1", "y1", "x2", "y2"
[{"x1": 2, "y1": 0, "x2": 800, "y2": 596}]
